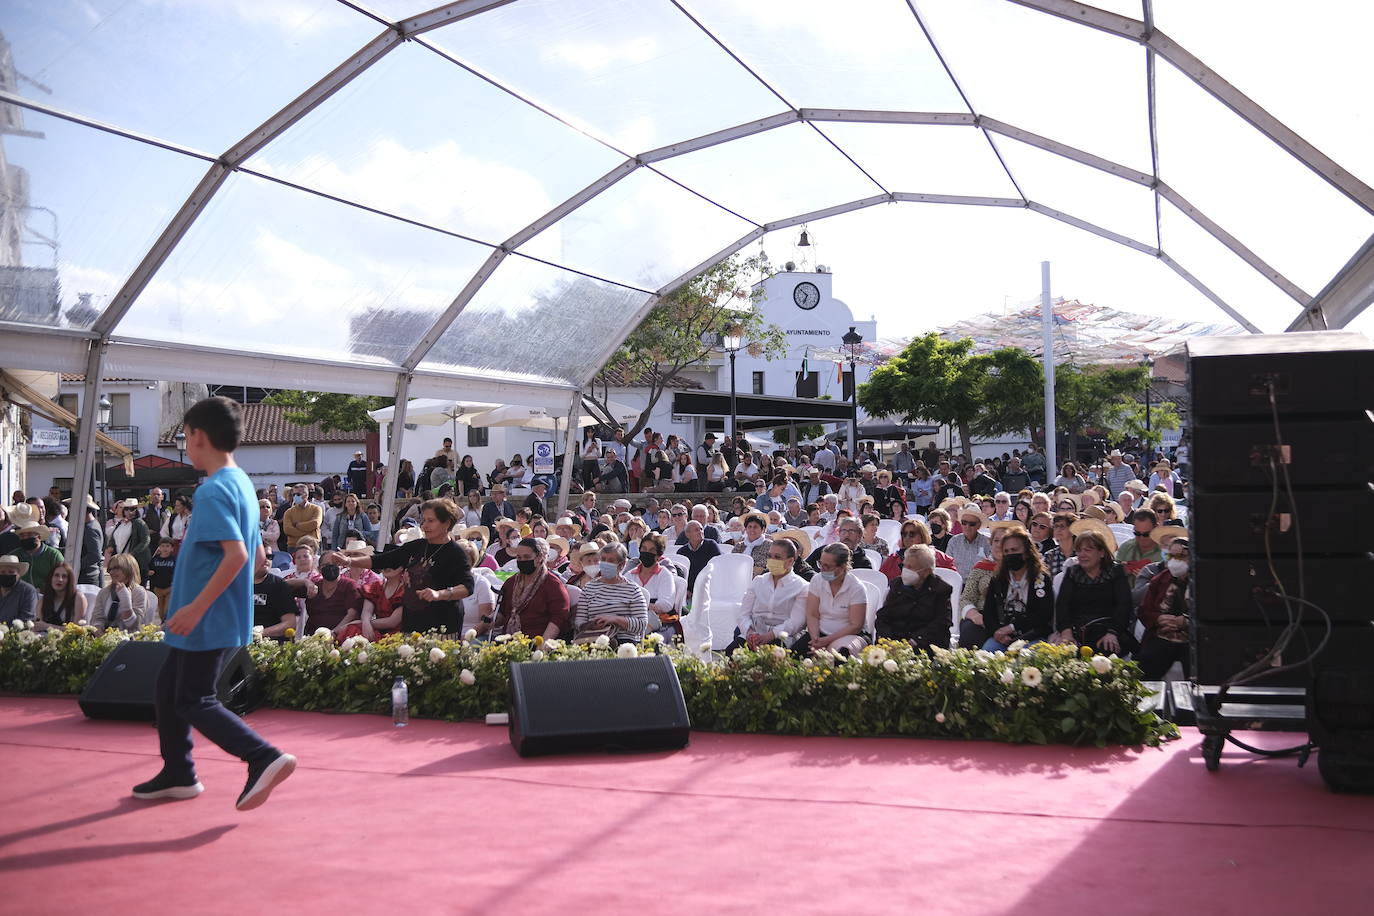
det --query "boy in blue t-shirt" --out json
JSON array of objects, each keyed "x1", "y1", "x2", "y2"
[{"x1": 132, "y1": 397, "x2": 296, "y2": 810}]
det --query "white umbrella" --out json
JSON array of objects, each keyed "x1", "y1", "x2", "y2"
[
  {"x1": 367, "y1": 398, "x2": 498, "y2": 427},
  {"x1": 466, "y1": 404, "x2": 596, "y2": 430}
]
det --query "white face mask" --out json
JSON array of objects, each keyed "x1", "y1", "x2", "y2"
[
  {"x1": 900, "y1": 568, "x2": 922, "y2": 587},
  {"x1": 1167, "y1": 559, "x2": 1189, "y2": 578}
]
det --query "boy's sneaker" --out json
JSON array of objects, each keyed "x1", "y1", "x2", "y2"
[
  {"x1": 132, "y1": 772, "x2": 204, "y2": 801},
  {"x1": 235, "y1": 752, "x2": 296, "y2": 811}
]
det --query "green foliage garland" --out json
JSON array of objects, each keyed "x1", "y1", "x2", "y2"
[{"x1": 0, "y1": 623, "x2": 1176, "y2": 748}]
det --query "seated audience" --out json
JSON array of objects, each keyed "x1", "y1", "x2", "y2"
[
  {"x1": 251, "y1": 551, "x2": 299, "y2": 640},
  {"x1": 35, "y1": 562, "x2": 85, "y2": 632},
  {"x1": 796, "y1": 543, "x2": 869, "y2": 657},
  {"x1": 1052, "y1": 526, "x2": 1132, "y2": 654},
  {"x1": 626, "y1": 532, "x2": 678, "y2": 636},
  {"x1": 490, "y1": 537, "x2": 570, "y2": 640},
  {"x1": 91, "y1": 554, "x2": 157, "y2": 632},
  {"x1": 678, "y1": 521, "x2": 723, "y2": 599},
  {"x1": 731, "y1": 512, "x2": 773, "y2": 575},
  {"x1": 728, "y1": 537, "x2": 808, "y2": 651},
  {"x1": 0, "y1": 554, "x2": 38, "y2": 625},
  {"x1": 1135, "y1": 535, "x2": 1192, "y2": 678},
  {"x1": 572, "y1": 543, "x2": 648, "y2": 644},
  {"x1": 875, "y1": 545, "x2": 954, "y2": 651},
  {"x1": 980, "y1": 526, "x2": 1055, "y2": 651},
  {"x1": 957, "y1": 522, "x2": 1008, "y2": 651}
]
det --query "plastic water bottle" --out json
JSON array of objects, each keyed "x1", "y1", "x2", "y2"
[{"x1": 392, "y1": 676, "x2": 409, "y2": 727}]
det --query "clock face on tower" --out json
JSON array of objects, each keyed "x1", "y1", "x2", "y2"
[{"x1": 793, "y1": 281, "x2": 820, "y2": 310}]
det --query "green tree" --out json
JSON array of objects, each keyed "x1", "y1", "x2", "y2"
[
  {"x1": 1053, "y1": 364, "x2": 1150, "y2": 458},
  {"x1": 1102, "y1": 400, "x2": 1182, "y2": 449},
  {"x1": 584, "y1": 255, "x2": 787, "y2": 440},
  {"x1": 857, "y1": 334, "x2": 1044, "y2": 459},
  {"x1": 264, "y1": 391, "x2": 392, "y2": 433}
]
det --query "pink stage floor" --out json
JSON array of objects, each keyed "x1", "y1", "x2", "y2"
[{"x1": 1, "y1": 697, "x2": 1371, "y2": 915}]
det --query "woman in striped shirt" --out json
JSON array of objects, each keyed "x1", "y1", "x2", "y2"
[{"x1": 572, "y1": 542, "x2": 649, "y2": 645}]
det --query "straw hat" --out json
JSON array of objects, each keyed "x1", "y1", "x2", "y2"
[
  {"x1": 394, "y1": 527, "x2": 425, "y2": 546},
  {"x1": 1083, "y1": 504, "x2": 1108, "y2": 521},
  {"x1": 1150, "y1": 521, "x2": 1187, "y2": 546},
  {"x1": 0, "y1": 554, "x2": 30, "y2": 576},
  {"x1": 341, "y1": 538, "x2": 374, "y2": 554},
  {"x1": 575, "y1": 541, "x2": 601, "y2": 559},
  {"x1": 1069, "y1": 518, "x2": 1118, "y2": 553},
  {"x1": 546, "y1": 535, "x2": 570, "y2": 557},
  {"x1": 937, "y1": 497, "x2": 966, "y2": 514},
  {"x1": 1053, "y1": 493, "x2": 1081, "y2": 512},
  {"x1": 1102, "y1": 503, "x2": 1126, "y2": 524},
  {"x1": 116, "y1": 497, "x2": 140, "y2": 510},
  {"x1": 64, "y1": 494, "x2": 100, "y2": 513},
  {"x1": 492, "y1": 518, "x2": 519, "y2": 536},
  {"x1": 459, "y1": 525, "x2": 490, "y2": 547},
  {"x1": 5, "y1": 503, "x2": 39, "y2": 527},
  {"x1": 12, "y1": 520, "x2": 52, "y2": 542},
  {"x1": 773, "y1": 528, "x2": 813, "y2": 559},
  {"x1": 987, "y1": 520, "x2": 1025, "y2": 534},
  {"x1": 1124, "y1": 479, "x2": 1147, "y2": 493}
]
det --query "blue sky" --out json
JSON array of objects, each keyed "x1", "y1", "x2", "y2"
[{"x1": 6, "y1": 0, "x2": 1373, "y2": 375}]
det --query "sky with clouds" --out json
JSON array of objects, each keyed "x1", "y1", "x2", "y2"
[{"x1": 5, "y1": 0, "x2": 1373, "y2": 382}]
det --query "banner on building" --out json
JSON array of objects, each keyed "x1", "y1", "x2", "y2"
[{"x1": 28, "y1": 427, "x2": 69, "y2": 454}]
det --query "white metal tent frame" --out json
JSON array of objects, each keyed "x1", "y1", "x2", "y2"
[{"x1": 3, "y1": 0, "x2": 1373, "y2": 572}]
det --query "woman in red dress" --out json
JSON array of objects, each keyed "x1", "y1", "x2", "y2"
[{"x1": 336, "y1": 539, "x2": 407, "y2": 642}]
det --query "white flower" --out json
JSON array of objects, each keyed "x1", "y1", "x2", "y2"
[
  {"x1": 17, "y1": 630, "x2": 37, "y2": 644},
  {"x1": 328, "y1": 648, "x2": 341, "y2": 660},
  {"x1": 975, "y1": 649, "x2": 994, "y2": 662},
  {"x1": 646, "y1": 632, "x2": 664, "y2": 645},
  {"x1": 47, "y1": 628, "x2": 62, "y2": 639},
  {"x1": 770, "y1": 645, "x2": 787, "y2": 660},
  {"x1": 543, "y1": 639, "x2": 562, "y2": 651},
  {"x1": 396, "y1": 644, "x2": 415, "y2": 659},
  {"x1": 617, "y1": 642, "x2": 638, "y2": 658},
  {"x1": 698, "y1": 641, "x2": 713, "y2": 653},
  {"x1": 429, "y1": 647, "x2": 446, "y2": 663},
  {"x1": 864, "y1": 646, "x2": 888, "y2": 666},
  {"x1": 24, "y1": 620, "x2": 34, "y2": 630},
  {"x1": 1008, "y1": 639, "x2": 1027, "y2": 652},
  {"x1": 801, "y1": 658, "x2": 814, "y2": 668},
  {"x1": 847, "y1": 682, "x2": 860, "y2": 691},
  {"x1": 356, "y1": 651, "x2": 369, "y2": 664},
  {"x1": 1000, "y1": 668, "x2": 1015, "y2": 685},
  {"x1": 594, "y1": 634, "x2": 611, "y2": 648},
  {"x1": 935, "y1": 712, "x2": 946, "y2": 723},
  {"x1": 495, "y1": 634, "x2": 512, "y2": 643},
  {"x1": 777, "y1": 631, "x2": 789, "y2": 642},
  {"x1": 252, "y1": 625, "x2": 264, "y2": 635},
  {"x1": 9, "y1": 620, "x2": 22, "y2": 630},
  {"x1": 313, "y1": 627, "x2": 330, "y2": 638},
  {"x1": 463, "y1": 628, "x2": 478, "y2": 641},
  {"x1": 882, "y1": 659, "x2": 899, "y2": 673},
  {"x1": 459, "y1": 668, "x2": 476, "y2": 686},
  {"x1": 1021, "y1": 665, "x2": 1043, "y2": 688},
  {"x1": 1090, "y1": 655, "x2": 1113, "y2": 675},
  {"x1": 530, "y1": 650, "x2": 545, "y2": 662}
]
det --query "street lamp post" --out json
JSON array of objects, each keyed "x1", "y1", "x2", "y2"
[
  {"x1": 1141, "y1": 353, "x2": 1155, "y2": 459},
  {"x1": 175, "y1": 430, "x2": 186, "y2": 466},
  {"x1": 96, "y1": 395, "x2": 112, "y2": 513},
  {"x1": 841, "y1": 326, "x2": 863, "y2": 460},
  {"x1": 723, "y1": 329, "x2": 744, "y2": 454}
]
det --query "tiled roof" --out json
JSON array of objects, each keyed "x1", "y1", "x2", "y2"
[
  {"x1": 60, "y1": 374, "x2": 143, "y2": 382},
  {"x1": 162, "y1": 404, "x2": 369, "y2": 446},
  {"x1": 594, "y1": 366, "x2": 702, "y2": 389}
]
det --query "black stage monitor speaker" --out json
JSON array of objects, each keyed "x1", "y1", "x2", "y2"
[
  {"x1": 79, "y1": 641, "x2": 259, "y2": 720},
  {"x1": 508, "y1": 655, "x2": 690, "y2": 757}
]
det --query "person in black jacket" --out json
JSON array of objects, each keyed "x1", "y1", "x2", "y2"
[
  {"x1": 1052, "y1": 528, "x2": 1133, "y2": 654},
  {"x1": 981, "y1": 526, "x2": 1055, "y2": 650},
  {"x1": 875, "y1": 545, "x2": 953, "y2": 651}
]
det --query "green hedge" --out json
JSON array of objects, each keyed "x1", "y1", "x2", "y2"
[{"x1": 0, "y1": 622, "x2": 1176, "y2": 747}]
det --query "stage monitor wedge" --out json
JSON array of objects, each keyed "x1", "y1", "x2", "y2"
[{"x1": 79, "y1": 641, "x2": 259, "y2": 720}]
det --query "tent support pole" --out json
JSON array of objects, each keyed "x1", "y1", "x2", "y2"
[
  {"x1": 555, "y1": 391, "x2": 581, "y2": 518},
  {"x1": 377, "y1": 374, "x2": 412, "y2": 548},
  {"x1": 64, "y1": 339, "x2": 106, "y2": 573},
  {"x1": 1041, "y1": 262, "x2": 1058, "y2": 476}
]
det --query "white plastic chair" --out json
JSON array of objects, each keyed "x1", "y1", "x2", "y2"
[
  {"x1": 565, "y1": 584, "x2": 581, "y2": 611},
  {"x1": 1053, "y1": 570, "x2": 1065, "y2": 595},
  {"x1": 849, "y1": 567, "x2": 891, "y2": 600},
  {"x1": 857, "y1": 579, "x2": 882, "y2": 637},
  {"x1": 659, "y1": 553, "x2": 688, "y2": 576},
  {"x1": 663, "y1": 544, "x2": 683, "y2": 558},
  {"x1": 1108, "y1": 523, "x2": 1133, "y2": 546},
  {"x1": 76, "y1": 583, "x2": 100, "y2": 602},
  {"x1": 800, "y1": 525, "x2": 823, "y2": 540},
  {"x1": 931, "y1": 567, "x2": 963, "y2": 644},
  {"x1": 145, "y1": 590, "x2": 160, "y2": 623},
  {"x1": 672, "y1": 574, "x2": 687, "y2": 613},
  {"x1": 694, "y1": 553, "x2": 755, "y2": 650},
  {"x1": 876, "y1": 519, "x2": 902, "y2": 550}
]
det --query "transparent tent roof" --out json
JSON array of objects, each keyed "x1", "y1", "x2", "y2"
[{"x1": 2, "y1": 0, "x2": 1373, "y2": 409}]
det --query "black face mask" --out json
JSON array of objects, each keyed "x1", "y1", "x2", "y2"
[
  {"x1": 930, "y1": 525, "x2": 943, "y2": 535},
  {"x1": 0, "y1": 574, "x2": 16, "y2": 589},
  {"x1": 516, "y1": 559, "x2": 538, "y2": 575},
  {"x1": 320, "y1": 564, "x2": 341, "y2": 582},
  {"x1": 20, "y1": 540, "x2": 39, "y2": 552},
  {"x1": 640, "y1": 553, "x2": 658, "y2": 567},
  {"x1": 1003, "y1": 553, "x2": 1026, "y2": 571}
]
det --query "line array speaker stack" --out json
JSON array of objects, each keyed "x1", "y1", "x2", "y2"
[{"x1": 1188, "y1": 331, "x2": 1374, "y2": 790}]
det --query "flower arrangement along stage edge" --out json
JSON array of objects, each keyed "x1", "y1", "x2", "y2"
[{"x1": 0, "y1": 622, "x2": 1178, "y2": 747}]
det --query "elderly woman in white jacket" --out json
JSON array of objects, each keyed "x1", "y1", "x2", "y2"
[{"x1": 90, "y1": 553, "x2": 158, "y2": 632}]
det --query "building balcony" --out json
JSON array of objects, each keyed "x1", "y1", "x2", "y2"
[{"x1": 101, "y1": 426, "x2": 139, "y2": 453}]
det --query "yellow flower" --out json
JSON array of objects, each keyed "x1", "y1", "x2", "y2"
[
  {"x1": 284, "y1": 628, "x2": 296, "y2": 639},
  {"x1": 1079, "y1": 645, "x2": 1093, "y2": 659}
]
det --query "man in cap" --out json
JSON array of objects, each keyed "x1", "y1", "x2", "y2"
[
  {"x1": 1105, "y1": 449, "x2": 1136, "y2": 497},
  {"x1": 0, "y1": 554, "x2": 38, "y2": 624},
  {"x1": 946, "y1": 506, "x2": 991, "y2": 579},
  {"x1": 347, "y1": 450, "x2": 369, "y2": 497},
  {"x1": 799, "y1": 467, "x2": 831, "y2": 506},
  {"x1": 480, "y1": 485, "x2": 517, "y2": 531},
  {"x1": 522, "y1": 480, "x2": 548, "y2": 519}
]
